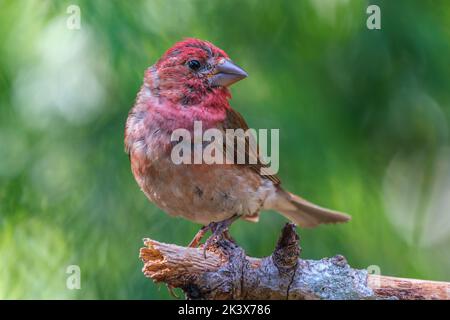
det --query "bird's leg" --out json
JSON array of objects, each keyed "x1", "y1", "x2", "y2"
[
  {"x1": 188, "y1": 214, "x2": 239, "y2": 248},
  {"x1": 188, "y1": 225, "x2": 209, "y2": 248},
  {"x1": 203, "y1": 214, "x2": 239, "y2": 257}
]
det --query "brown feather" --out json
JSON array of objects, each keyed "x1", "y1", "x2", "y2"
[
  {"x1": 220, "y1": 108, "x2": 281, "y2": 185},
  {"x1": 268, "y1": 189, "x2": 351, "y2": 228}
]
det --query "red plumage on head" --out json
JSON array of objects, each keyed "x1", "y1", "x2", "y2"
[
  {"x1": 147, "y1": 38, "x2": 232, "y2": 109},
  {"x1": 163, "y1": 38, "x2": 229, "y2": 62}
]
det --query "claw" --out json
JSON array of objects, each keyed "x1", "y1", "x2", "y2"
[{"x1": 188, "y1": 214, "x2": 240, "y2": 258}]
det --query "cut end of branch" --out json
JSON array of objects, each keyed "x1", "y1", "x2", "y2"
[{"x1": 140, "y1": 238, "x2": 222, "y2": 285}]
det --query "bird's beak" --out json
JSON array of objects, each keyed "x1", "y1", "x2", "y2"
[{"x1": 209, "y1": 59, "x2": 248, "y2": 87}]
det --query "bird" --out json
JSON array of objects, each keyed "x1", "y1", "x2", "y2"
[{"x1": 125, "y1": 38, "x2": 350, "y2": 248}]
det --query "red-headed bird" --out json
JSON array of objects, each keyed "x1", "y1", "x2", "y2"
[{"x1": 125, "y1": 38, "x2": 350, "y2": 247}]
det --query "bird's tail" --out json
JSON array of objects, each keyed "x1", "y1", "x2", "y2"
[{"x1": 267, "y1": 189, "x2": 351, "y2": 228}]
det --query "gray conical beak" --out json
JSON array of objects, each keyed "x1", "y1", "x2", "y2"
[{"x1": 209, "y1": 59, "x2": 248, "y2": 87}]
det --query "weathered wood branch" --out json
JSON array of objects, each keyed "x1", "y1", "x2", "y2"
[{"x1": 140, "y1": 223, "x2": 450, "y2": 300}]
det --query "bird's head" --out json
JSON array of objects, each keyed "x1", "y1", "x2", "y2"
[{"x1": 145, "y1": 38, "x2": 247, "y2": 106}]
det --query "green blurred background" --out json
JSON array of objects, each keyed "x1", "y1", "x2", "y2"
[{"x1": 1, "y1": 0, "x2": 450, "y2": 299}]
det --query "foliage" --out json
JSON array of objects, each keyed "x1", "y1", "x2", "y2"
[{"x1": 1, "y1": 0, "x2": 449, "y2": 299}]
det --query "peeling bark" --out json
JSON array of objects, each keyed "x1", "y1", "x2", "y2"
[{"x1": 140, "y1": 223, "x2": 450, "y2": 300}]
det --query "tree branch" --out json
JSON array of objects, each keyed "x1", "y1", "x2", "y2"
[{"x1": 140, "y1": 223, "x2": 450, "y2": 300}]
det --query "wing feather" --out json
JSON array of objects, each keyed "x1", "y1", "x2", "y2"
[{"x1": 219, "y1": 108, "x2": 281, "y2": 185}]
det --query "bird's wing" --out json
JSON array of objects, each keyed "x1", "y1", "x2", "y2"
[{"x1": 219, "y1": 107, "x2": 281, "y2": 185}]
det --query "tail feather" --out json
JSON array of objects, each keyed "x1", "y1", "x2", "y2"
[{"x1": 269, "y1": 190, "x2": 351, "y2": 228}]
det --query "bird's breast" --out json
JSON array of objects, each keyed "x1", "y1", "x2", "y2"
[{"x1": 125, "y1": 101, "x2": 275, "y2": 225}]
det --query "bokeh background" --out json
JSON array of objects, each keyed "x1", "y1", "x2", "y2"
[{"x1": 1, "y1": 0, "x2": 450, "y2": 299}]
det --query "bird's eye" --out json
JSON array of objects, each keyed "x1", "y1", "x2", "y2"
[{"x1": 187, "y1": 60, "x2": 201, "y2": 71}]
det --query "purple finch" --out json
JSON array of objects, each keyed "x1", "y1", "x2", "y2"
[{"x1": 125, "y1": 38, "x2": 350, "y2": 246}]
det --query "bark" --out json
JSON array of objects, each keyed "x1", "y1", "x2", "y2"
[{"x1": 140, "y1": 223, "x2": 450, "y2": 300}]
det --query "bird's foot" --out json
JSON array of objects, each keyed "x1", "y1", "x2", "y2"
[
  {"x1": 202, "y1": 215, "x2": 239, "y2": 258},
  {"x1": 188, "y1": 215, "x2": 239, "y2": 249}
]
